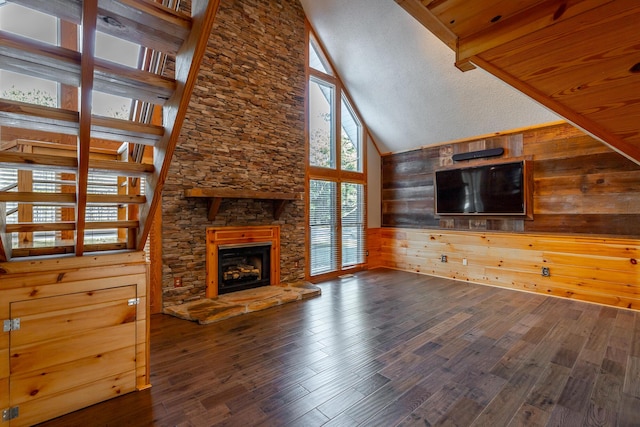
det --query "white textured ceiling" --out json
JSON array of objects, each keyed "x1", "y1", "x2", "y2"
[{"x1": 299, "y1": 0, "x2": 561, "y2": 154}]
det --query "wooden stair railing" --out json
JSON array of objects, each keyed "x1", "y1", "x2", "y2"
[
  {"x1": 395, "y1": 0, "x2": 640, "y2": 166},
  {"x1": 0, "y1": 0, "x2": 222, "y2": 261}
]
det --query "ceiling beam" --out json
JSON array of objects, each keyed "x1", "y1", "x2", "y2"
[
  {"x1": 472, "y1": 56, "x2": 640, "y2": 167},
  {"x1": 394, "y1": 0, "x2": 457, "y2": 51}
]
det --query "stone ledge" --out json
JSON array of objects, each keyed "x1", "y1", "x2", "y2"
[{"x1": 164, "y1": 282, "x2": 320, "y2": 325}]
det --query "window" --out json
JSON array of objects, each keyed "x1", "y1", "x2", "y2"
[
  {"x1": 309, "y1": 77, "x2": 335, "y2": 169},
  {"x1": 341, "y1": 96, "x2": 362, "y2": 172},
  {"x1": 341, "y1": 182, "x2": 364, "y2": 267},
  {"x1": 306, "y1": 28, "x2": 366, "y2": 280},
  {"x1": 309, "y1": 180, "x2": 337, "y2": 275},
  {"x1": 309, "y1": 33, "x2": 332, "y2": 75},
  {"x1": 0, "y1": 4, "x2": 58, "y2": 107}
]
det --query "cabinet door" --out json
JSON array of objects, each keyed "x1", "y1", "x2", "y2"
[{"x1": 8, "y1": 285, "x2": 137, "y2": 426}]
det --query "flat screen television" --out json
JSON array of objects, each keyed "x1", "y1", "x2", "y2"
[{"x1": 435, "y1": 160, "x2": 531, "y2": 216}]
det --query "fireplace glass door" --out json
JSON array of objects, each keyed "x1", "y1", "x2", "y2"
[{"x1": 218, "y1": 243, "x2": 271, "y2": 294}]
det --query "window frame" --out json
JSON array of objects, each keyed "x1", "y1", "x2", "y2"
[{"x1": 305, "y1": 22, "x2": 368, "y2": 282}]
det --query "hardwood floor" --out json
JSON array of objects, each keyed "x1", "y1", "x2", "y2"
[{"x1": 38, "y1": 269, "x2": 640, "y2": 426}]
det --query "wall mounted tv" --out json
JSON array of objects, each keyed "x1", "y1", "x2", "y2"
[{"x1": 435, "y1": 159, "x2": 532, "y2": 217}]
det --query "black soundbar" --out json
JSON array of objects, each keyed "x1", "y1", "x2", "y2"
[{"x1": 452, "y1": 147, "x2": 504, "y2": 162}]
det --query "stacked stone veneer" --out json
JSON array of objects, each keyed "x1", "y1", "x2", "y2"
[{"x1": 161, "y1": 0, "x2": 307, "y2": 308}]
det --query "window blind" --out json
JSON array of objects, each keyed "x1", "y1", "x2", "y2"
[
  {"x1": 341, "y1": 182, "x2": 365, "y2": 268},
  {"x1": 309, "y1": 179, "x2": 337, "y2": 275}
]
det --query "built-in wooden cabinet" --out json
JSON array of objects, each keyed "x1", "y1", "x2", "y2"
[{"x1": 0, "y1": 252, "x2": 148, "y2": 426}]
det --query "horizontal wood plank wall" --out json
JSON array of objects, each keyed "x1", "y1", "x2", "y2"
[
  {"x1": 379, "y1": 228, "x2": 640, "y2": 310},
  {"x1": 382, "y1": 122, "x2": 640, "y2": 235},
  {"x1": 0, "y1": 252, "x2": 149, "y2": 426},
  {"x1": 366, "y1": 228, "x2": 382, "y2": 269}
]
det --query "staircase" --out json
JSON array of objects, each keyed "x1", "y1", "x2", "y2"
[
  {"x1": 0, "y1": 0, "x2": 220, "y2": 260},
  {"x1": 396, "y1": 0, "x2": 640, "y2": 166}
]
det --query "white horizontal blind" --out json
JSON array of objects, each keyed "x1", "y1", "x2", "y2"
[
  {"x1": 32, "y1": 170, "x2": 61, "y2": 245},
  {"x1": 310, "y1": 179, "x2": 337, "y2": 275},
  {"x1": 341, "y1": 182, "x2": 364, "y2": 268},
  {"x1": 0, "y1": 167, "x2": 18, "y2": 228},
  {"x1": 85, "y1": 173, "x2": 119, "y2": 243}
]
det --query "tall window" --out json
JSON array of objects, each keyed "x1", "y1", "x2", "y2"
[{"x1": 307, "y1": 29, "x2": 366, "y2": 281}]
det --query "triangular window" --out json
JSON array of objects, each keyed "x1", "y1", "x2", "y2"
[{"x1": 309, "y1": 35, "x2": 333, "y2": 75}]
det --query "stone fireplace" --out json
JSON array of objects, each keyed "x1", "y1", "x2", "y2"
[
  {"x1": 206, "y1": 225, "x2": 280, "y2": 298},
  {"x1": 159, "y1": 0, "x2": 306, "y2": 310}
]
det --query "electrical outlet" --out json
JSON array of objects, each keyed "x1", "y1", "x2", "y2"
[
  {"x1": 462, "y1": 258, "x2": 468, "y2": 266},
  {"x1": 441, "y1": 255, "x2": 447, "y2": 263},
  {"x1": 541, "y1": 267, "x2": 550, "y2": 277}
]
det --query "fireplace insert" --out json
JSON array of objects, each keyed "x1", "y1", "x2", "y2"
[{"x1": 218, "y1": 242, "x2": 271, "y2": 294}]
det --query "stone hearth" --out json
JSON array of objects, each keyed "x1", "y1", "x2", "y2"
[{"x1": 164, "y1": 282, "x2": 320, "y2": 324}]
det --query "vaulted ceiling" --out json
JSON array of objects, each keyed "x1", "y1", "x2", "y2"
[
  {"x1": 302, "y1": 0, "x2": 640, "y2": 167},
  {"x1": 299, "y1": 0, "x2": 560, "y2": 155}
]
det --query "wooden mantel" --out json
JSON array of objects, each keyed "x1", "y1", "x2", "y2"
[{"x1": 184, "y1": 188, "x2": 302, "y2": 220}]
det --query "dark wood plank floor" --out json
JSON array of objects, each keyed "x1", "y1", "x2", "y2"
[{"x1": 38, "y1": 269, "x2": 640, "y2": 426}]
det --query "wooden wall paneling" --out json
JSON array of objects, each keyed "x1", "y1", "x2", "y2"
[
  {"x1": 382, "y1": 129, "x2": 527, "y2": 231},
  {"x1": 149, "y1": 205, "x2": 163, "y2": 314},
  {"x1": 382, "y1": 122, "x2": 640, "y2": 236},
  {"x1": 366, "y1": 228, "x2": 381, "y2": 269},
  {"x1": 524, "y1": 134, "x2": 610, "y2": 161},
  {"x1": 378, "y1": 228, "x2": 640, "y2": 310},
  {"x1": 525, "y1": 214, "x2": 640, "y2": 235},
  {"x1": 534, "y1": 170, "x2": 640, "y2": 196}
]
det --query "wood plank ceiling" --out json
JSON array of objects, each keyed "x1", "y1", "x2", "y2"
[
  {"x1": 0, "y1": 0, "x2": 220, "y2": 260},
  {"x1": 396, "y1": 0, "x2": 640, "y2": 165}
]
